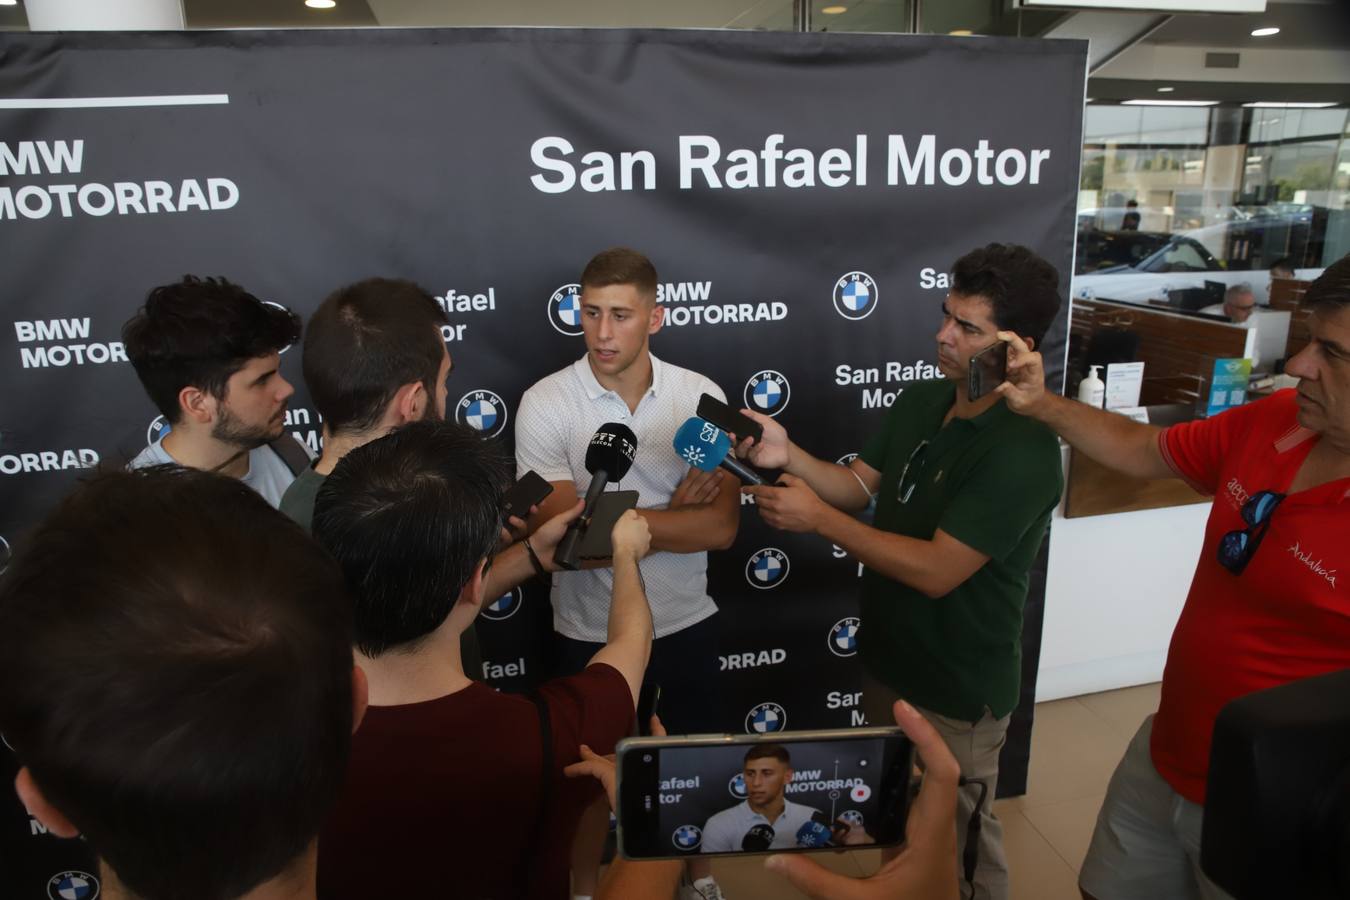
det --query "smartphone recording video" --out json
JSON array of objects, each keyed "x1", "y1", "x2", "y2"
[{"x1": 616, "y1": 728, "x2": 913, "y2": 859}]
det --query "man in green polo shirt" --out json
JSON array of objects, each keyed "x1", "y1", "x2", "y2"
[{"x1": 739, "y1": 243, "x2": 1064, "y2": 900}]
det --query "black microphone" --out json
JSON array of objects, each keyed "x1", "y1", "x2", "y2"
[
  {"x1": 554, "y1": 423, "x2": 638, "y2": 570},
  {"x1": 741, "y1": 823, "x2": 775, "y2": 851}
]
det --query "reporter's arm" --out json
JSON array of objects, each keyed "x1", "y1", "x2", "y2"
[
  {"x1": 738, "y1": 408, "x2": 878, "y2": 512},
  {"x1": 482, "y1": 500, "x2": 584, "y2": 598},
  {"x1": 996, "y1": 331, "x2": 1171, "y2": 481},
  {"x1": 817, "y1": 511, "x2": 988, "y2": 599},
  {"x1": 585, "y1": 511, "x2": 654, "y2": 708}
]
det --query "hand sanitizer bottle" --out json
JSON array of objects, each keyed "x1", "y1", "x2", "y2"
[{"x1": 1078, "y1": 365, "x2": 1105, "y2": 408}]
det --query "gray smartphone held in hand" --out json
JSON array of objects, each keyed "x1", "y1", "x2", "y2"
[
  {"x1": 616, "y1": 726, "x2": 914, "y2": 859},
  {"x1": 968, "y1": 340, "x2": 1009, "y2": 402}
]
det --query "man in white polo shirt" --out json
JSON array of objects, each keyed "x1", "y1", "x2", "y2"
[
  {"x1": 517, "y1": 247, "x2": 740, "y2": 733},
  {"x1": 701, "y1": 744, "x2": 823, "y2": 853},
  {"x1": 519, "y1": 248, "x2": 740, "y2": 900}
]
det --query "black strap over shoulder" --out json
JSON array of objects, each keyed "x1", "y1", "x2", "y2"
[{"x1": 267, "y1": 434, "x2": 311, "y2": 477}]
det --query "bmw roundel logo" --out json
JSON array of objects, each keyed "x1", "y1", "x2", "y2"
[
  {"x1": 834, "y1": 271, "x2": 878, "y2": 320},
  {"x1": 548, "y1": 283, "x2": 584, "y2": 337},
  {"x1": 262, "y1": 300, "x2": 295, "y2": 354},
  {"x1": 746, "y1": 701, "x2": 787, "y2": 735},
  {"x1": 455, "y1": 389, "x2": 508, "y2": 438},
  {"x1": 147, "y1": 414, "x2": 171, "y2": 447},
  {"x1": 744, "y1": 370, "x2": 791, "y2": 417},
  {"x1": 0, "y1": 534, "x2": 11, "y2": 576},
  {"x1": 828, "y1": 617, "x2": 860, "y2": 657},
  {"x1": 48, "y1": 871, "x2": 100, "y2": 900},
  {"x1": 480, "y1": 587, "x2": 523, "y2": 622},
  {"x1": 728, "y1": 772, "x2": 747, "y2": 799},
  {"x1": 836, "y1": 452, "x2": 858, "y2": 467},
  {"x1": 745, "y1": 547, "x2": 790, "y2": 590},
  {"x1": 672, "y1": 824, "x2": 703, "y2": 851},
  {"x1": 839, "y1": 809, "x2": 865, "y2": 828}
]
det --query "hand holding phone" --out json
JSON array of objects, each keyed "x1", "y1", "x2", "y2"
[
  {"x1": 502, "y1": 471, "x2": 553, "y2": 521},
  {"x1": 697, "y1": 393, "x2": 764, "y2": 445},
  {"x1": 968, "y1": 340, "x2": 1009, "y2": 402},
  {"x1": 616, "y1": 726, "x2": 914, "y2": 859},
  {"x1": 763, "y1": 701, "x2": 964, "y2": 900}
]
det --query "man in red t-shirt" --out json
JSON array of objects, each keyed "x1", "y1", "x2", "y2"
[
  {"x1": 311, "y1": 420, "x2": 653, "y2": 900},
  {"x1": 997, "y1": 255, "x2": 1350, "y2": 900}
]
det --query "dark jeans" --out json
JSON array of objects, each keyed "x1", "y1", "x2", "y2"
[{"x1": 553, "y1": 613, "x2": 723, "y2": 735}]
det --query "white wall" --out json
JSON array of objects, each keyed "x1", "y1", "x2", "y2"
[{"x1": 1037, "y1": 445, "x2": 1210, "y2": 701}]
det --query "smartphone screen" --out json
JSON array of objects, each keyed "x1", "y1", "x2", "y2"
[
  {"x1": 617, "y1": 728, "x2": 913, "y2": 859},
  {"x1": 697, "y1": 393, "x2": 764, "y2": 444},
  {"x1": 968, "y1": 340, "x2": 1009, "y2": 402}
]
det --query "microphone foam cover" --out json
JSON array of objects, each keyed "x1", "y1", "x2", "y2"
[
  {"x1": 585, "y1": 423, "x2": 638, "y2": 479},
  {"x1": 672, "y1": 417, "x2": 731, "y2": 473}
]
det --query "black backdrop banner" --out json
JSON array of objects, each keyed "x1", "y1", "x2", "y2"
[{"x1": 0, "y1": 28, "x2": 1085, "y2": 895}]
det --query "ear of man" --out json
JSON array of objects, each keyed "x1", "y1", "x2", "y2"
[
  {"x1": 390, "y1": 380, "x2": 426, "y2": 426},
  {"x1": 177, "y1": 384, "x2": 215, "y2": 426},
  {"x1": 14, "y1": 768, "x2": 79, "y2": 839}
]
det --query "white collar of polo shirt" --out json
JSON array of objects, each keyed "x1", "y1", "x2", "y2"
[{"x1": 573, "y1": 352, "x2": 666, "y2": 403}]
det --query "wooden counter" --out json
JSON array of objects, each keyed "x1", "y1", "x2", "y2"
[{"x1": 1065, "y1": 447, "x2": 1208, "y2": 518}]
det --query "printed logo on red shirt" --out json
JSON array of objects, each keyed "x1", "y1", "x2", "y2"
[{"x1": 1288, "y1": 540, "x2": 1338, "y2": 590}]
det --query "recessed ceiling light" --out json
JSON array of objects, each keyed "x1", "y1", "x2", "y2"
[
  {"x1": 305, "y1": 0, "x2": 337, "y2": 8},
  {"x1": 1156, "y1": 86, "x2": 1175, "y2": 93},
  {"x1": 949, "y1": 29, "x2": 973, "y2": 36},
  {"x1": 1250, "y1": 27, "x2": 1280, "y2": 37},
  {"x1": 821, "y1": 5, "x2": 848, "y2": 14},
  {"x1": 1242, "y1": 101, "x2": 1337, "y2": 108},
  {"x1": 1122, "y1": 99, "x2": 1218, "y2": 107},
  {"x1": 0, "y1": 1, "x2": 18, "y2": 7}
]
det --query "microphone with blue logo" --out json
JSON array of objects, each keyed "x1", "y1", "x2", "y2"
[
  {"x1": 795, "y1": 812, "x2": 836, "y2": 849},
  {"x1": 672, "y1": 417, "x2": 767, "y2": 486}
]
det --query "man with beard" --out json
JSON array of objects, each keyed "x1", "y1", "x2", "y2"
[
  {"x1": 279, "y1": 277, "x2": 452, "y2": 531},
  {"x1": 123, "y1": 275, "x2": 310, "y2": 506}
]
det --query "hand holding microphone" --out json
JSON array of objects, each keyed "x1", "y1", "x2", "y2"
[
  {"x1": 672, "y1": 417, "x2": 769, "y2": 486},
  {"x1": 554, "y1": 423, "x2": 638, "y2": 570}
]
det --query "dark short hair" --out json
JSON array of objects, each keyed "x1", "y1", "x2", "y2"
[
  {"x1": 312, "y1": 421, "x2": 508, "y2": 657},
  {"x1": 122, "y1": 276, "x2": 301, "y2": 425},
  {"x1": 950, "y1": 244, "x2": 1063, "y2": 347},
  {"x1": 302, "y1": 278, "x2": 449, "y2": 436},
  {"x1": 581, "y1": 247, "x2": 659, "y2": 301},
  {"x1": 0, "y1": 467, "x2": 353, "y2": 900},
  {"x1": 744, "y1": 743, "x2": 791, "y2": 765},
  {"x1": 1270, "y1": 257, "x2": 1296, "y2": 277},
  {"x1": 1303, "y1": 253, "x2": 1350, "y2": 313}
]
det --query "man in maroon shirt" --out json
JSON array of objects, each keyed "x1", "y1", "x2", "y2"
[
  {"x1": 312, "y1": 420, "x2": 653, "y2": 900},
  {"x1": 998, "y1": 255, "x2": 1350, "y2": 900}
]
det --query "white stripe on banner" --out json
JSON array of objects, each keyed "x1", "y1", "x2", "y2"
[{"x1": 0, "y1": 94, "x2": 230, "y2": 109}]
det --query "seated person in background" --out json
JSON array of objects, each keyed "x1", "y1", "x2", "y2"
[
  {"x1": 0, "y1": 466, "x2": 360, "y2": 900},
  {"x1": 1269, "y1": 257, "x2": 1296, "y2": 281},
  {"x1": 122, "y1": 275, "x2": 311, "y2": 506},
  {"x1": 312, "y1": 421, "x2": 654, "y2": 900},
  {"x1": 700, "y1": 744, "x2": 824, "y2": 853},
  {"x1": 1200, "y1": 282, "x2": 1257, "y2": 324}
]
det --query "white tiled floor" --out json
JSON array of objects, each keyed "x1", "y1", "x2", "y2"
[{"x1": 702, "y1": 682, "x2": 1163, "y2": 900}]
